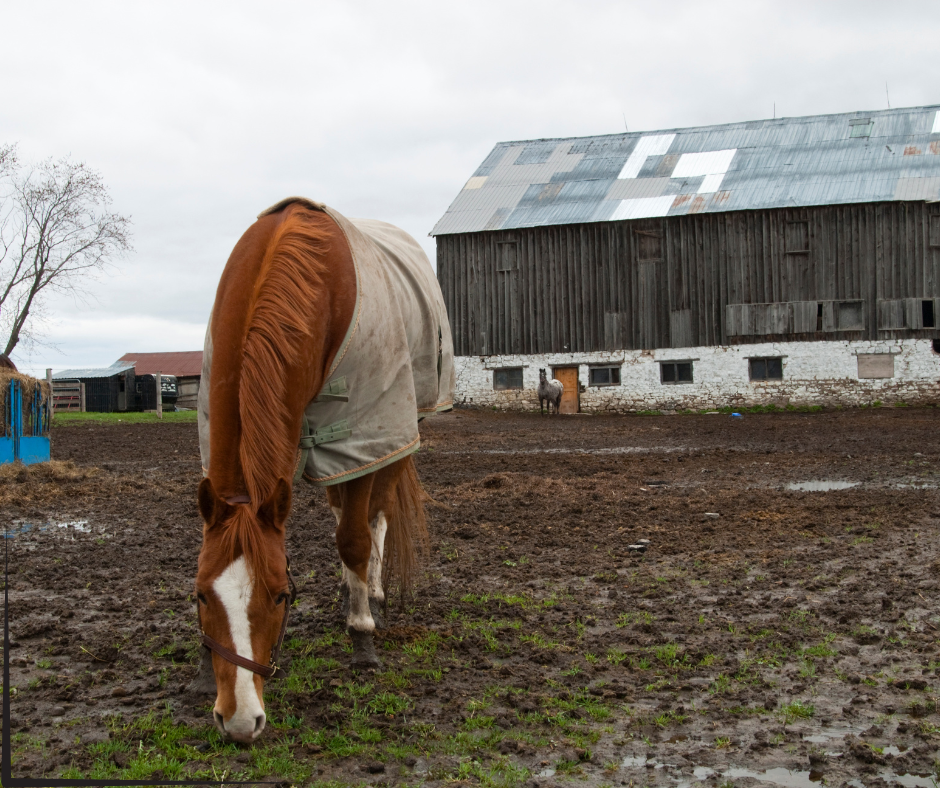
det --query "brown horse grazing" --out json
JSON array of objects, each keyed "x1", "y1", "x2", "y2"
[{"x1": 194, "y1": 198, "x2": 454, "y2": 743}]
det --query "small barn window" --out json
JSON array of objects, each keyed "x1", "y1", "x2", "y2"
[
  {"x1": 785, "y1": 221, "x2": 809, "y2": 253},
  {"x1": 837, "y1": 301, "x2": 865, "y2": 330},
  {"x1": 660, "y1": 361, "x2": 693, "y2": 384},
  {"x1": 497, "y1": 242, "x2": 517, "y2": 272},
  {"x1": 849, "y1": 118, "x2": 873, "y2": 138},
  {"x1": 589, "y1": 366, "x2": 621, "y2": 387},
  {"x1": 493, "y1": 367, "x2": 523, "y2": 391},
  {"x1": 930, "y1": 215, "x2": 940, "y2": 247},
  {"x1": 749, "y1": 357, "x2": 783, "y2": 381},
  {"x1": 636, "y1": 228, "x2": 663, "y2": 262},
  {"x1": 923, "y1": 300, "x2": 936, "y2": 329}
]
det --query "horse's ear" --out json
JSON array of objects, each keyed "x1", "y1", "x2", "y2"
[
  {"x1": 259, "y1": 477, "x2": 292, "y2": 529},
  {"x1": 198, "y1": 477, "x2": 222, "y2": 526}
]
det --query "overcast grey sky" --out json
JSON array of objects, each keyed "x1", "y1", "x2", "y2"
[{"x1": 5, "y1": 1, "x2": 940, "y2": 374}]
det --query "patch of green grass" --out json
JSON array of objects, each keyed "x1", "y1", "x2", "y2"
[
  {"x1": 653, "y1": 710, "x2": 688, "y2": 728},
  {"x1": 709, "y1": 673, "x2": 732, "y2": 694},
  {"x1": 606, "y1": 648, "x2": 628, "y2": 665},
  {"x1": 545, "y1": 689, "x2": 611, "y2": 722},
  {"x1": 616, "y1": 611, "x2": 655, "y2": 628},
  {"x1": 450, "y1": 756, "x2": 531, "y2": 788},
  {"x1": 464, "y1": 715, "x2": 496, "y2": 731},
  {"x1": 54, "y1": 411, "x2": 198, "y2": 426},
  {"x1": 403, "y1": 631, "x2": 441, "y2": 660},
  {"x1": 520, "y1": 632, "x2": 561, "y2": 650},
  {"x1": 653, "y1": 642, "x2": 686, "y2": 668},
  {"x1": 800, "y1": 638, "x2": 838, "y2": 658},
  {"x1": 779, "y1": 700, "x2": 815, "y2": 725},
  {"x1": 367, "y1": 691, "x2": 410, "y2": 716},
  {"x1": 798, "y1": 659, "x2": 817, "y2": 679}
]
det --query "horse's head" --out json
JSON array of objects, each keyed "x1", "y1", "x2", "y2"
[
  {"x1": 195, "y1": 476, "x2": 293, "y2": 743},
  {"x1": 539, "y1": 368, "x2": 547, "y2": 382}
]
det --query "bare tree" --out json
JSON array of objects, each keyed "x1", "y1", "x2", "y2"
[{"x1": 0, "y1": 151, "x2": 132, "y2": 356}]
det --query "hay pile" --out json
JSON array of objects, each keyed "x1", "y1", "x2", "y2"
[{"x1": 0, "y1": 371, "x2": 52, "y2": 438}]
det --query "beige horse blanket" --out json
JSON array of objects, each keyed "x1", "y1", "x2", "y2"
[{"x1": 198, "y1": 199, "x2": 455, "y2": 486}]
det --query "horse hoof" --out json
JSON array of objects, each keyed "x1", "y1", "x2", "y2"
[
  {"x1": 185, "y1": 648, "x2": 217, "y2": 697},
  {"x1": 348, "y1": 628, "x2": 382, "y2": 669}
]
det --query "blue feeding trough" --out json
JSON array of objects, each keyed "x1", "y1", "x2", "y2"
[{"x1": 1, "y1": 376, "x2": 51, "y2": 465}]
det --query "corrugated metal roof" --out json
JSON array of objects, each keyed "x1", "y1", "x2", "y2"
[
  {"x1": 431, "y1": 105, "x2": 940, "y2": 236},
  {"x1": 117, "y1": 351, "x2": 203, "y2": 376},
  {"x1": 52, "y1": 363, "x2": 135, "y2": 379}
]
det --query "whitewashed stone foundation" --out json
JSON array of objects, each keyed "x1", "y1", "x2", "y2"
[{"x1": 454, "y1": 339, "x2": 940, "y2": 412}]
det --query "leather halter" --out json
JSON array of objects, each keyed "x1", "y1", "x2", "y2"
[{"x1": 199, "y1": 494, "x2": 298, "y2": 679}]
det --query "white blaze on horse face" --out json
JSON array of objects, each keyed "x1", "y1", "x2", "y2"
[
  {"x1": 213, "y1": 556, "x2": 266, "y2": 740},
  {"x1": 368, "y1": 511, "x2": 387, "y2": 603}
]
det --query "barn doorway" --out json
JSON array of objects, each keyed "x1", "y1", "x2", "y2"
[{"x1": 552, "y1": 367, "x2": 580, "y2": 414}]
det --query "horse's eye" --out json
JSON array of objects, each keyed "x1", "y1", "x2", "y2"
[{"x1": 197, "y1": 592, "x2": 208, "y2": 605}]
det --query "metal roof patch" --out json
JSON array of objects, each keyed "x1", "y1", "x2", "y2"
[
  {"x1": 617, "y1": 134, "x2": 676, "y2": 179},
  {"x1": 609, "y1": 195, "x2": 676, "y2": 221},
  {"x1": 672, "y1": 149, "x2": 738, "y2": 193}
]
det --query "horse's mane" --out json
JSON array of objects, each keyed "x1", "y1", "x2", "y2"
[{"x1": 238, "y1": 206, "x2": 330, "y2": 519}]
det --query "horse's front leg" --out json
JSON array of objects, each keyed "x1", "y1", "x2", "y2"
[{"x1": 331, "y1": 475, "x2": 382, "y2": 668}]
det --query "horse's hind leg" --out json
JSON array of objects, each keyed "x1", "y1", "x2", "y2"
[
  {"x1": 331, "y1": 474, "x2": 382, "y2": 668},
  {"x1": 366, "y1": 511, "x2": 387, "y2": 629}
]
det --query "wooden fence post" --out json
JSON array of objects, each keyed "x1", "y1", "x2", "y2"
[
  {"x1": 156, "y1": 371, "x2": 163, "y2": 419},
  {"x1": 46, "y1": 369, "x2": 53, "y2": 425},
  {"x1": 79, "y1": 382, "x2": 86, "y2": 413}
]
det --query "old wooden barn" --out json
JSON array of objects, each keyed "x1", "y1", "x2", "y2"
[{"x1": 433, "y1": 105, "x2": 940, "y2": 412}]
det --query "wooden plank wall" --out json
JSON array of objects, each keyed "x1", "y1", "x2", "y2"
[{"x1": 436, "y1": 201, "x2": 940, "y2": 356}]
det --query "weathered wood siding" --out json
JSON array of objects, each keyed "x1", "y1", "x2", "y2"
[{"x1": 436, "y1": 201, "x2": 940, "y2": 355}]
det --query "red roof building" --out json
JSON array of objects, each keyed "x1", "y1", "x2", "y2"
[
  {"x1": 116, "y1": 351, "x2": 203, "y2": 408},
  {"x1": 116, "y1": 351, "x2": 203, "y2": 377}
]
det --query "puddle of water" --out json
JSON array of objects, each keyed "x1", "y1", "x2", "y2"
[
  {"x1": 669, "y1": 763, "x2": 935, "y2": 788},
  {"x1": 883, "y1": 745, "x2": 907, "y2": 756},
  {"x1": 666, "y1": 735, "x2": 688, "y2": 744},
  {"x1": 55, "y1": 520, "x2": 90, "y2": 533},
  {"x1": 5, "y1": 520, "x2": 90, "y2": 539},
  {"x1": 802, "y1": 723, "x2": 866, "y2": 743},
  {"x1": 446, "y1": 446, "x2": 687, "y2": 456},
  {"x1": 621, "y1": 755, "x2": 647, "y2": 768},
  {"x1": 3, "y1": 523, "x2": 41, "y2": 539},
  {"x1": 787, "y1": 480, "x2": 859, "y2": 492},
  {"x1": 536, "y1": 767, "x2": 556, "y2": 778},
  {"x1": 727, "y1": 767, "x2": 824, "y2": 786},
  {"x1": 880, "y1": 772, "x2": 937, "y2": 788}
]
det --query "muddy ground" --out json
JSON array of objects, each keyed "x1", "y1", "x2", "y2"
[{"x1": 2, "y1": 407, "x2": 939, "y2": 787}]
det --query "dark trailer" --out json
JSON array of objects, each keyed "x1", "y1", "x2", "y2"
[
  {"x1": 52, "y1": 363, "x2": 136, "y2": 413},
  {"x1": 135, "y1": 374, "x2": 178, "y2": 411}
]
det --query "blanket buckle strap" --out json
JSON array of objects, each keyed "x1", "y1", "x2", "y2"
[{"x1": 294, "y1": 415, "x2": 353, "y2": 484}]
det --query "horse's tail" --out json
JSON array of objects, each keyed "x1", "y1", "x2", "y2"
[{"x1": 383, "y1": 454, "x2": 429, "y2": 597}]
